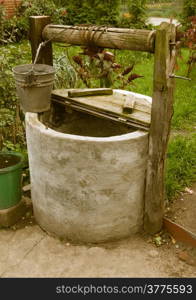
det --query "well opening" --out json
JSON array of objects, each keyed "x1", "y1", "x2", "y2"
[{"x1": 42, "y1": 107, "x2": 135, "y2": 138}]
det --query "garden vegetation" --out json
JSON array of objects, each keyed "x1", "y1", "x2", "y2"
[{"x1": 0, "y1": 0, "x2": 195, "y2": 199}]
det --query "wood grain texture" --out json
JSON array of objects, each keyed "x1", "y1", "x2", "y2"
[
  {"x1": 68, "y1": 88, "x2": 113, "y2": 97},
  {"x1": 42, "y1": 24, "x2": 156, "y2": 53},
  {"x1": 29, "y1": 16, "x2": 53, "y2": 65},
  {"x1": 144, "y1": 22, "x2": 176, "y2": 234},
  {"x1": 52, "y1": 89, "x2": 151, "y2": 128},
  {"x1": 163, "y1": 218, "x2": 196, "y2": 248}
]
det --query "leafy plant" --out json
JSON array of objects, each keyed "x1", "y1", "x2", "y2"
[
  {"x1": 180, "y1": 0, "x2": 196, "y2": 29},
  {"x1": 120, "y1": 0, "x2": 147, "y2": 29},
  {"x1": 59, "y1": 0, "x2": 120, "y2": 26},
  {"x1": 54, "y1": 51, "x2": 77, "y2": 89},
  {"x1": 71, "y1": 46, "x2": 143, "y2": 88},
  {"x1": 0, "y1": 42, "x2": 31, "y2": 150},
  {"x1": 0, "y1": 0, "x2": 63, "y2": 44}
]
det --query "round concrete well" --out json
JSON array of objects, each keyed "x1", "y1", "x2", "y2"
[{"x1": 26, "y1": 90, "x2": 151, "y2": 243}]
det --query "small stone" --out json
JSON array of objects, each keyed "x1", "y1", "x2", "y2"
[
  {"x1": 25, "y1": 211, "x2": 31, "y2": 218},
  {"x1": 149, "y1": 249, "x2": 159, "y2": 257},
  {"x1": 175, "y1": 244, "x2": 179, "y2": 249},
  {"x1": 184, "y1": 187, "x2": 193, "y2": 194},
  {"x1": 171, "y1": 236, "x2": 176, "y2": 244},
  {"x1": 66, "y1": 242, "x2": 70, "y2": 246}
]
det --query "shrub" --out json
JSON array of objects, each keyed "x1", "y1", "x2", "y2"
[
  {"x1": 180, "y1": 0, "x2": 196, "y2": 29},
  {"x1": 0, "y1": 0, "x2": 63, "y2": 44},
  {"x1": 0, "y1": 43, "x2": 31, "y2": 150},
  {"x1": 59, "y1": 0, "x2": 120, "y2": 26},
  {"x1": 120, "y1": 0, "x2": 147, "y2": 29}
]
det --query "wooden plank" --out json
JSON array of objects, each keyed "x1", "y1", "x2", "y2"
[
  {"x1": 52, "y1": 97, "x2": 149, "y2": 131},
  {"x1": 52, "y1": 89, "x2": 151, "y2": 114},
  {"x1": 52, "y1": 89, "x2": 151, "y2": 126},
  {"x1": 42, "y1": 24, "x2": 156, "y2": 53},
  {"x1": 29, "y1": 16, "x2": 53, "y2": 65},
  {"x1": 123, "y1": 98, "x2": 135, "y2": 114},
  {"x1": 144, "y1": 23, "x2": 176, "y2": 234},
  {"x1": 68, "y1": 88, "x2": 113, "y2": 97},
  {"x1": 163, "y1": 218, "x2": 196, "y2": 248}
]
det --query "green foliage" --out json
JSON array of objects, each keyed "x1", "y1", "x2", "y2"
[
  {"x1": 1, "y1": 0, "x2": 152, "y2": 44},
  {"x1": 0, "y1": 38, "x2": 195, "y2": 200},
  {"x1": 146, "y1": 1, "x2": 183, "y2": 18},
  {"x1": 0, "y1": 0, "x2": 63, "y2": 44},
  {"x1": 60, "y1": 0, "x2": 120, "y2": 26},
  {"x1": 0, "y1": 42, "x2": 31, "y2": 150},
  {"x1": 17, "y1": 0, "x2": 62, "y2": 24},
  {"x1": 54, "y1": 50, "x2": 77, "y2": 89},
  {"x1": 0, "y1": 5, "x2": 5, "y2": 42},
  {"x1": 180, "y1": 0, "x2": 196, "y2": 29},
  {"x1": 120, "y1": 0, "x2": 147, "y2": 28},
  {"x1": 172, "y1": 49, "x2": 196, "y2": 130},
  {"x1": 166, "y1": 134, "x2": 196, "y2": 199}
]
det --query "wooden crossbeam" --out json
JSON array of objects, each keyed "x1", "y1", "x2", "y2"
[{"x1": 42, "y1": 24, "x2": 156, "y2": 53}]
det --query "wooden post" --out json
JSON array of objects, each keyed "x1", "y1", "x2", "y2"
[
  {"x1": 144, "y1": 22, "x2": 176, "y2": 234},
  {"x1": 29, "y1": 16, "x2": 53, "y2": 65}
]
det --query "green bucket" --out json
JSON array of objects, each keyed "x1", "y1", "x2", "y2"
[{"x1": 0, "y1": 152, "x2": 23, "y2": 210}]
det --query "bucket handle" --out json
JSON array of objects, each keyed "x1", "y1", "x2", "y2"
[{"x1": 24, "y1": 70, "x2": 37, "y2": 87}]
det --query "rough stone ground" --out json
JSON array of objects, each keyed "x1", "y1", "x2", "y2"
[{"x1": 0, "y1": 186, "x2": 195, "y2": 278}]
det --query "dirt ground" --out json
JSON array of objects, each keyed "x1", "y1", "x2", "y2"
[
  {"x1": 166, "y1": 183, "x2": 196, "y2": 235},
  {"x1": 0, "y1": 185, "x2": 195, "y2": 278}
]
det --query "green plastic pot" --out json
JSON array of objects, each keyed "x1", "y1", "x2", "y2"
[{"x1": 0, "y1": 152, "x2": 23, "y2": 210}]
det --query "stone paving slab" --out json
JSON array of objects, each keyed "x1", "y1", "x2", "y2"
[{"x1": 0, "y1": 224, "x2": 195, "y2": 278}]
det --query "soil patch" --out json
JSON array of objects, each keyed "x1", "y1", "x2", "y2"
[
  {"x1": 165, "y1": 183, "x2": 196, "y2": 235},
  {"x1": 0, "y1": 154, "x2": 20, "y2": 169}
]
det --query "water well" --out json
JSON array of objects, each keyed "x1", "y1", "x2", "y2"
[
  {"x1": 14, "y1": 17, "x2": 177, "y2": 238},
  {"x1": 26, "y1": 89, "x2": 151, "y2": 243}
]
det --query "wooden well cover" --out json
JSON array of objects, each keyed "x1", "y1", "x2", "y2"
[{"x1": 51, "y1": 88, "x2": 152, "y2": 131}]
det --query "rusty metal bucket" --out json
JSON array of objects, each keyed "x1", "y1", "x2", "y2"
[{"x1": 13, "y1": 64, "x2": 55, "y2": 113}]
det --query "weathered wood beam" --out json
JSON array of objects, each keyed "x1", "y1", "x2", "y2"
[
  {"x1": 29, "y1": 16, "x2": 53, "y2": 65},
  {"x1": 144, "y1": 22, "x2": 176, "y2": 234},
  {"x1": 42, "y1": 24, "x2": 156, "y2": 53}
]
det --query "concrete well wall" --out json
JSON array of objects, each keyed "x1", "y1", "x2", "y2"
[{"x1": 26, "y1": 91, "x2": 150, "y2": 243}]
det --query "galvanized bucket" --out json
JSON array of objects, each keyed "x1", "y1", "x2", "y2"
[{"x1": 13, "y1": 64, "x2": 55, "y2": 113}]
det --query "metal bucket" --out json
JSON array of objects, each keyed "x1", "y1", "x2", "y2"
[{"x1": 13, "y1": 64, "x2": 55, "y2": 113}]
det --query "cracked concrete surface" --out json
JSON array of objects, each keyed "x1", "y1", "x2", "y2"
[{"x1": 0, "y1": 223, "x2": 195, "y2": 278}]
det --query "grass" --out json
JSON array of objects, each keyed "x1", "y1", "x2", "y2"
[
  {"x1": 116, "y1": 48, "x2": 195, "y2": 199},
  {"x1": 166, "y1": 134, "x2": 196, "y2": 199},
  {"x1": 1, "y1": 41, "x2": 195, "y2": 200},
  {"x1": 172, "y1": 50, "x2": 196, "y2": 131},
  {"x1": 146, "y1": 1, "x2": 182, "y2": 18}
]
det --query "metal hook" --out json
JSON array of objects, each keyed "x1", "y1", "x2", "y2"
[{"x1": 169, "y1": 74, "x2": 191, "y2": 81}]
